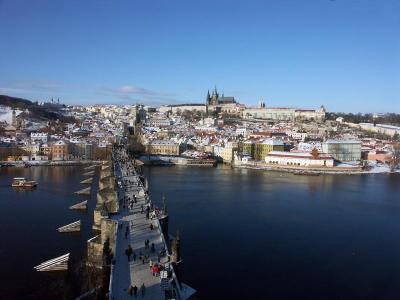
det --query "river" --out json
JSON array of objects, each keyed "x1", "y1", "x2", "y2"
[
  {"x1": 144, "y1": 165, "x2": 400, "y2": 300},
  {"x1": 0, "y1": 166, "x2": 98, "y2": 299},
  {"x1": 1, "y1": 165, "x2": 400, "y2": 299}
]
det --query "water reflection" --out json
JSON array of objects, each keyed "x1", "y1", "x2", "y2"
[
  {"x1": 145, "y1": 166, "x2": 400, "y2": 300},
  {"x1": 0, "y1": 166, "x2": 98, "y2": 299}
]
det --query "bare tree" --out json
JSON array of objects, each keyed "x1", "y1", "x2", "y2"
[
  {"x1": 311, "y1": 147, "x2": 319, "y2": 159},
  {"x1": 390, "y1": 142, "x2": 400, "y2": 172}
]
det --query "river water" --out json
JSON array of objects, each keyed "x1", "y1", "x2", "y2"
[
  {"x1": 1, "y1": 165, "x2": 400, "y2": 299},
  {"x1": 144, "y1": 166, "x2": 400, "y2": 300},
  {"x1": 0, "y1": 166, "x2": 98, "y2": 299}
]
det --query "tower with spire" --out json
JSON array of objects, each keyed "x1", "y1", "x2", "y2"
[
  {"x1": 206, "y1": 90, "x2": 211, "y2": 105},
  {"x1": 11, "y1": 109, "x2": 17, "y2": 127},
  {"x1": 206, "y1": 87, "x2": 220, "y2": 116},
  {"x1": 205, "y1": 86, "x2": 237, "y2": 116},
  {"x1": 205, "y1": 86, "x2": 220, "y2": 108},
  {"x1": 210, "y1": 86, "x2": 219, "y2": 105}
]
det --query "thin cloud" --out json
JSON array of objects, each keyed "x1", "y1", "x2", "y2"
[
  {"x1": 101, "y1": 85, "x2": 181, "y2": 106},
  {"x1": 1, "y1": 81, "x2": 191, "y2": 106},
  {"x1": 14, "y1": 80, "x2": 62, "y2": 91},
  {"x1": 104, "y1": 85, "x2": 175, "y2": 97},
  {"x1": 0, "y1": 80, "x2": 65, "y2": 98}
]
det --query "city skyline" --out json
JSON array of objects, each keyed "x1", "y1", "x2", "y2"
[{"x1": 0, "y1": 0, "x2": 399, "y2": 112}]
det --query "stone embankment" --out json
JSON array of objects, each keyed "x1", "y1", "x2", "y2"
[
  {"x1": 0, "y1": 160, "x2": 107, "y2": 167},
  {"x1": 233, "y1": 162, "x2": 394, "y2": 175},
  {"x1": 87, "y1": 160, "x2": 119, "y2": 267}
]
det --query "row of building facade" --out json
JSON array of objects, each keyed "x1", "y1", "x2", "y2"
[{"x1": 5, "y1": 139, "x2": 112, "y2": 161}]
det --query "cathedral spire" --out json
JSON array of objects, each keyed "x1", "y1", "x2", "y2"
[
  {"x1": 213, "y1": 86, "x2": 219, "y2": 100},
  {"x1": 206, "y1": 90, "x2": 211, "y2": 104}
]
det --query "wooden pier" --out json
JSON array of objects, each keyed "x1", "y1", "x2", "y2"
[
  {"x1": 75, "y1": 187, "x2": 91, "y2": 195},
  {"x1": 57, "y1": 220, "x2": 81, "y2": 233},
  {"x1": 80, "y1": 177, "x2": 93, "y2": 184},
  {"x1": 82, "y1": 170, "x2": 95, "y2": 176},
  {"x1": 84, "y1": 165, "x2": 96, "y2": 170},
  {"x1": 34, "y1": 253, "x2": 70, "y2": 272},
  {"x1": 69, "y1": 200, "x2": 88, "y2": 210}
]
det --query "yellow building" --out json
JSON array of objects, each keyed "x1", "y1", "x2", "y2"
[
  {"x1": 220, "y1": 147, "x2": 234, "y2": 163},
  {"x1": 145, "y1": 140, "x2": 180, "y2": 156},
  {"x1": 242, "y1": 141, "x2": 255, "y2": 158},
  {"x1": 254, "y1": 139, "x2": 284, "y2": 161},
  {"x1": 214, "y1": 142, "x2": 238, "y2": 164}
]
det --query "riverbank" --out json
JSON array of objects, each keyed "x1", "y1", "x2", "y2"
[
  {"x1": 0, "y1": 160, "x2": 106, "y2": 167},
  {"x1": 138, "y1": 155, "x2": 217, "y2": 167},
  {"x1": 233, "y1": 161, "x2": 399, "y2": 175}
]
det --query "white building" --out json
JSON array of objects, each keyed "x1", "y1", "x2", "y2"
[
  {"x1": 235, "y1": 127, "x2": 248, "y2": 137},
  {"x1": 31, "y1": 154, "x2": 49, "y2": 161},
  {"x1": 243, "y1": 106, "x2": 325, "y2": 121},
  {"x1": 199, "y1": 117, "x2": 215, "y2": 126},
  {"x1": 336, "y1": 117, "x2": 344, "y2": 123},
  {"x1": 159, "y1": 104, "x2": 207, "y2": 114},
  {"x1": 298, "y1": 142, "x2": 322, "y2": 152},
  {"x1": 357, "y1": 123, "x2": 400, "y2": 137},
  {"x1": 22, "y1": 143, "x2": 41, "y2": 155},
  {"x1": 294, "y1": 106, "x2": 326, "y2": 121},
  {"x1": 31, "y1": 132, "x2": 48, "y2": 143},
  {"x1": 243, "y1": 107, "x2": 296, "y2": 121},
  {"x1": 147, "y1": 118, "x2": 172, "y2": 127},
  {"x1": 286, "y1": 130, "x2": 307, "y2": 140},
  {"x1": 194, "y1": 125, "x2": 217, "y2": 132},
  {"x1": 266, "y1": 151, "x2": 334, "y2": 167}
]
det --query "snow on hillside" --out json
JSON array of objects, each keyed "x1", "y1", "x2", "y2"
[{"x1": 0, "y1": 105, "x2": 22, "y2": 124}]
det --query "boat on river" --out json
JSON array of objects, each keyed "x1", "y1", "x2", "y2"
[{"x1": 11, "y1": 177, "x2": 38, "y2": 187}]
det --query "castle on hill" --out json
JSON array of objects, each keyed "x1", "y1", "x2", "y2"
[{"x1": 205, "y1": 87, "x2": 244, "y2": 115}]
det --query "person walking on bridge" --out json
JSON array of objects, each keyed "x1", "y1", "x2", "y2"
[
  {"x1": 133, "y1": 285, "x2": 138, "y2": 297},
  {"x1": 128, "y1": 284, "x2": 133, "y2": 296},
  {"x1": 126, "y1": 245, "x2": 133, "y2": 261},
  {"x1": 140, "y1": 283, "x2": 146, "y2": 296}
]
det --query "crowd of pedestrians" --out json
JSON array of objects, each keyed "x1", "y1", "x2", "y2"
[{"x1": 114, "y1": 147, "x2": 170, "y2": 298}]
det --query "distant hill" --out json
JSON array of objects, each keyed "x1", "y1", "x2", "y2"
[
  {"x1": 0, "y1": 95, "x2": 74, "y2": 122},
  {"x1": 0, "y1": 95, "x2": 32, "y2": 109}
]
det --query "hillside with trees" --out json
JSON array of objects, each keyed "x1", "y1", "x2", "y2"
[{"x1": 0, "y1": 94, "x2": 75, "y2": 123}]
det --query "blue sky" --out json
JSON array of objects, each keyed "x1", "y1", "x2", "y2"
[{"x1": 0, "y1": 0, "x2": 399, "y2": 112}]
